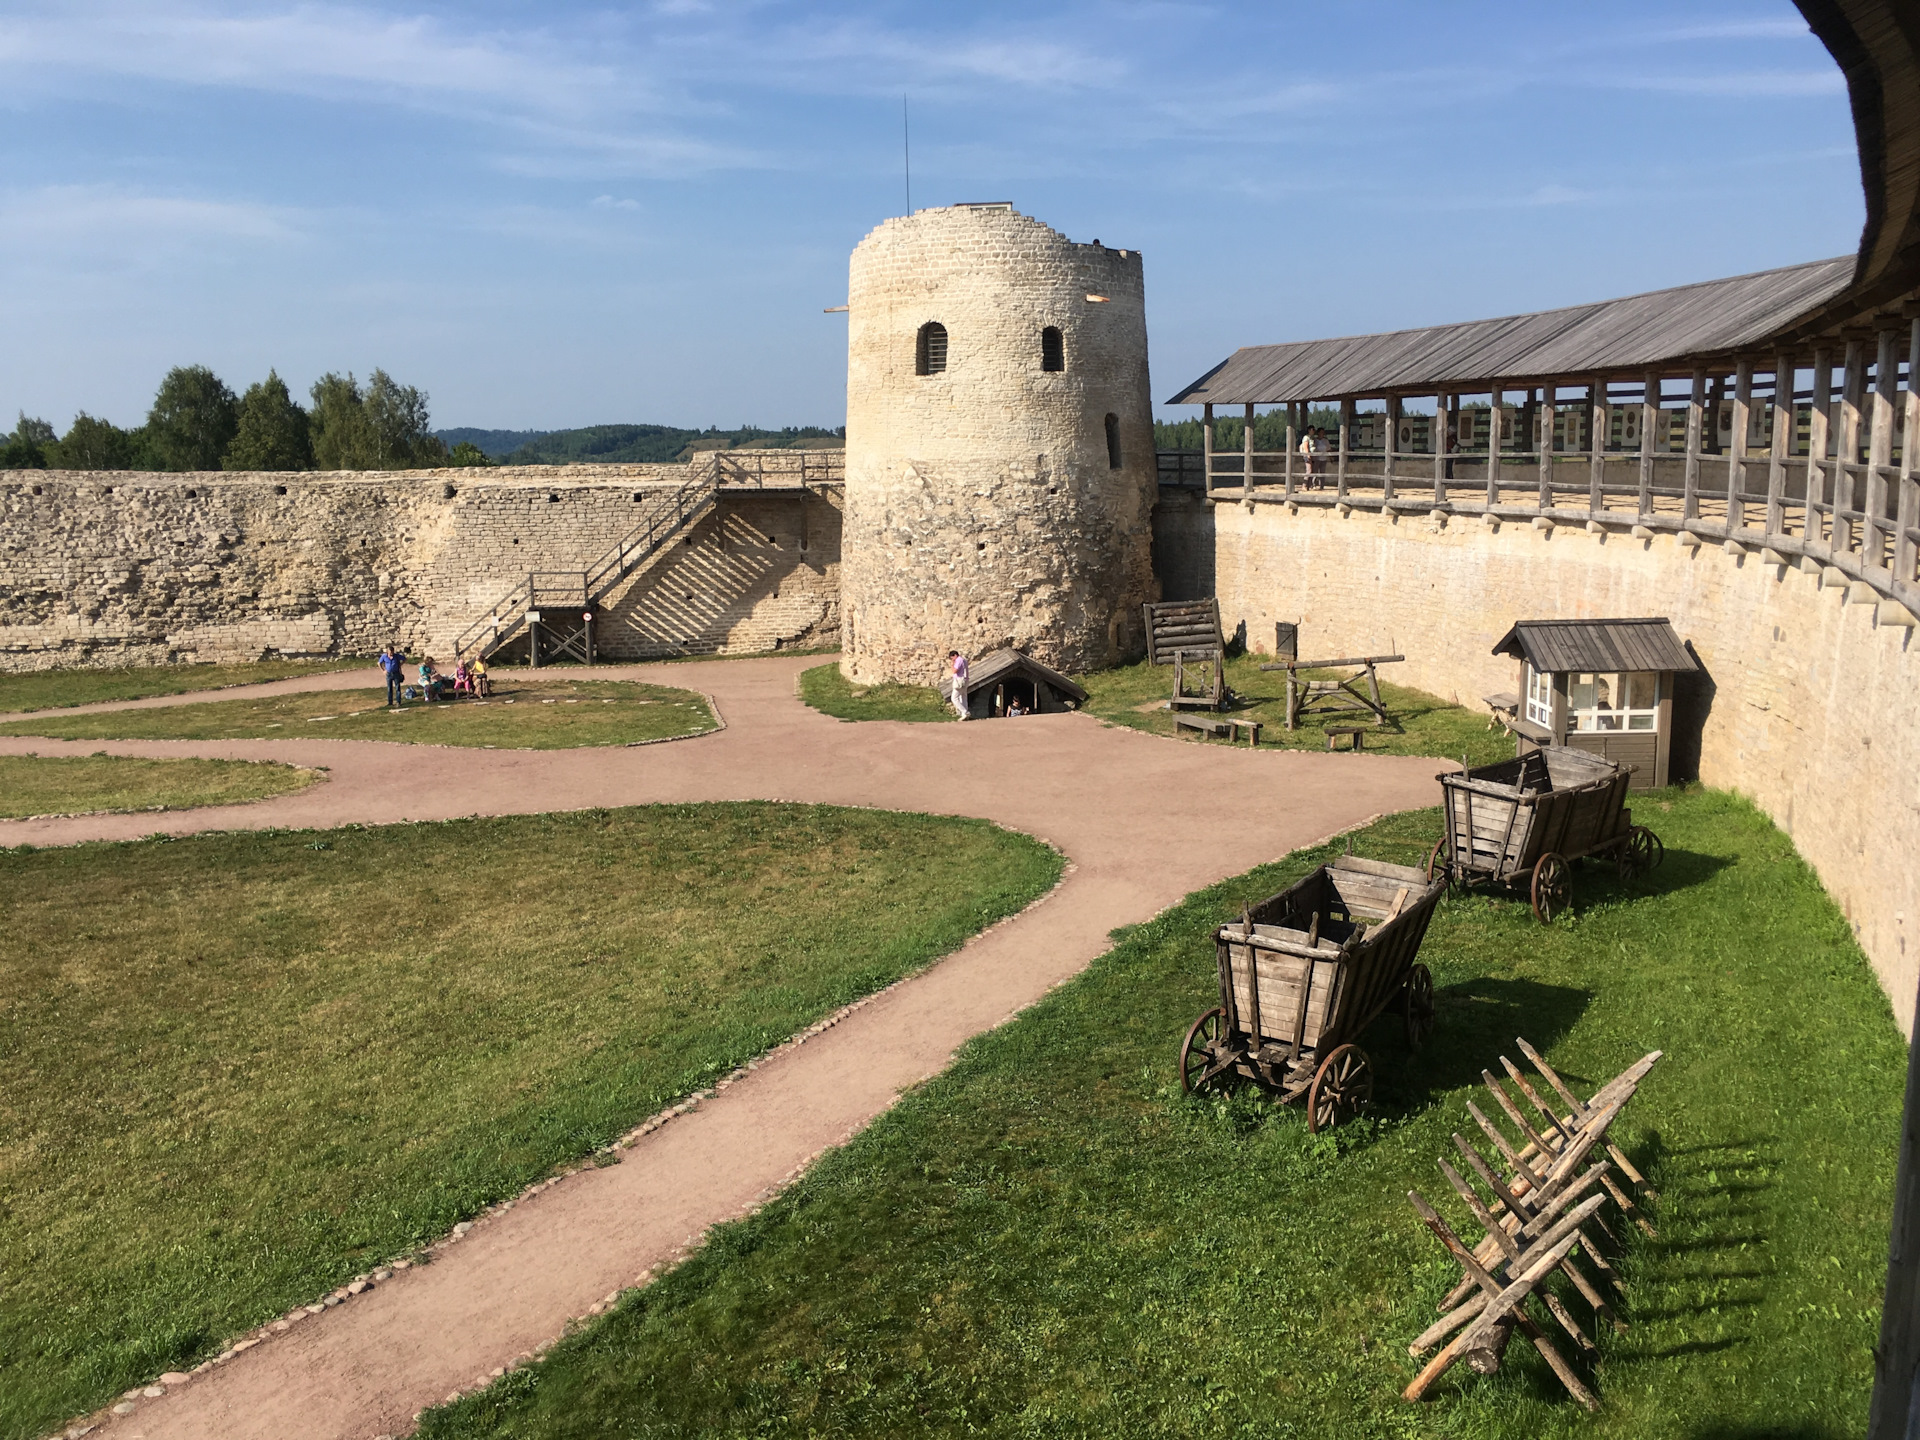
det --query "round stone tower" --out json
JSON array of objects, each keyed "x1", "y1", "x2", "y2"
[{"x1": 839, "y1": 204, "x2": 1157, "y2": 685}]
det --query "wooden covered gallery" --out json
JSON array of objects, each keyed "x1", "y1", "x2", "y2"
[{"x1": 1164, "y1": 0, "x2": 1920, "y2": 630}]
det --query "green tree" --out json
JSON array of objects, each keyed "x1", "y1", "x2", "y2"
[
  {"x1": 1, "y1": 414, "x2": 55, "y2": 469},
  {"x1": 447, "y1": 440, "x2": 493, "y2": 467},
  {"x1": 223, "y1": 371, "x2": 313, "y2": 471},
  {"x1": 144, "y1": 365, "x2": 238, "y2": 471},
  {"x1": 45, "y1": 413, "x2": 136, "y2": 470},
  {"x1": 309, "y1": 369, "x2": 445, "y2": 470}
]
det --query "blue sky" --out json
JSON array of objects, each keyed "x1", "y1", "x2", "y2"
[{"x1": 0, "y1": 1, "x2": 1862, "y2": 433}]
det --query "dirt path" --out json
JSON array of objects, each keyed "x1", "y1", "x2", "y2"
[{"x1": 8, "y1": 656, "x2": 1445, "y2": 1440}]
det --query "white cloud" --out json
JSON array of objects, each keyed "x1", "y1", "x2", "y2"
[
  {"x1": 591, "y1": 195, "x2": 640, "y2": 210},
  {"x1": 1611, "y1": 69, "x2": 1845, "y2": 98},
  {"x1": 0, "y1": 184, "x2": 298, "y2": 244}
]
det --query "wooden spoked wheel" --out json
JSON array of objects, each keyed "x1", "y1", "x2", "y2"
[
  {"x1": 1530, "y1": 852, "x2": 1571, "y2": 924},
  {"x1": 1424, "y1": 839, "x2": 1452, "y2": 889},
  {"x1": 1402, "y1": 963, "x2": 1436, "y2": 1051},
  {"x1": 1307, "y1": 1043, "x2": 1373, "y2": 1133},
  {"x1": 1634, "y1": 825, "x2": 1664, "y2": 870},
  {"x1": 1180, "y1": 1007, "x2": 1230, "y2": 1096}
]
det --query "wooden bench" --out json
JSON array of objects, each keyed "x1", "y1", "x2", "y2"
[
  {"x1": 1326, "y1": 726, "x2": 1366, "y2": 752},
  {"x1": 1175, "y1": 715, "x2": 1263, "y2": 747},
  {"x1": 1483, "y1": 691, "x2": 1521, "y2": 733}
]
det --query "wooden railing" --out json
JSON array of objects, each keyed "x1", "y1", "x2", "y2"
[{"x1": 1177, "y1": 329, "x2": 1920, "y2": 624}]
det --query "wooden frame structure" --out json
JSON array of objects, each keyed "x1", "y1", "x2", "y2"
[{"x1": 1257, "y1": 652, "x2": 1404, "y2": 730}]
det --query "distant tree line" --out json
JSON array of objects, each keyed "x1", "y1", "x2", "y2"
[
  {"x1": 1153, "y1": 409, "x2": 1344, "y2": 453},
  {"x1": 435, "y1": 423, "x2": 849, "y2": 466},
  {"x1": 2, "y1": 366, "x2": 492, "y2": 473}
]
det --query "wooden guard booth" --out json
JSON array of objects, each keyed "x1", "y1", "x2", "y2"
[
  {"x1": 960, "y1": 647, "x2": 1089, "y2": 719},
  {"x1": 1491, "y1": 617, "x2": 1697, "y2": 790}
]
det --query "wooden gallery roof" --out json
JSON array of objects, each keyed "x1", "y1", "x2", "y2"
[
  {"x1": 1491, "y1": 619, "x2": 1700, "y2": 676},
  {"x1": 1168, "y1": 1, "x2": 1920, "y2": 406},
  {"x1": 1166, "y1": 259, "x2": 1855, "y2": 407}
]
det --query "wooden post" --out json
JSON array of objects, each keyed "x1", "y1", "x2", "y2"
[
  {"x1": 1202, "y1": 402, "x2": 1215, "y2": 499},
  {"x1": 1838, "y1": 340, "x2": 1866, "y2": 559},
  {"x1": 1639, "y1": 372, "x2": 1658, "y2": 518},
  {"x1": 1868, "y1": 979, "x2": 1920, "y2": 1440},
  {"x1": 1767, "y1": 355, "x2": 1791, "y2": 536},
  {"x1": 1537, "y1": 384, "x2": 1554, "y2": 509},
  {"x1": 1899, "y1": 321, "x2": 1920, "y2": 585},
  {"x1": 1728, "y1": 358, "x2": 1753, "y2": 531},
  {"x1": 1486, "y1": 385, "x2": 1502, "y2": 508},
  {"x1": 1284, "y1": 417, "x2": 1296, "y2": 499},
  {"x1": 1809, "y1": 349, "x2": 1834, "y2": 547},
  {"x1": 1868, "y1": 329, "x2": 1898, "y2": 571},
  {"x1": 1588, "y1": 377, "x2": 1606, "y2": 514},
  {"x1": 1338, "y1": 398, "x2": 1353, "y2": 500},
  {"x1": 1243, "y1": 401, "x2": 1256, "y2": 496},
  {"x1": 1385, "y1": 394, "x2": 1401, "y2": 502},
  {"x1": 1434, "y1": 393, "x2": 1449, "y2": 506},
  {"x1": 1684, "y1": 368, "x2": 1706, "y2": 521}
]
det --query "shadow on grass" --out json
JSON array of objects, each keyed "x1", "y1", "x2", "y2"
[{"x1": 1366, "y1": 976, "x2": 1593, "y2": 1117}]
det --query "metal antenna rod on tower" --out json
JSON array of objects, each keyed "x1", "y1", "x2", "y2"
[{"x1": 903, "y1": 94, "x2": 911, "y2": 215}]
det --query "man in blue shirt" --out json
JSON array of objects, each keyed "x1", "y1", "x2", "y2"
[{"x1": 379, "y1": 645, "x2": 407, "y2": 707}]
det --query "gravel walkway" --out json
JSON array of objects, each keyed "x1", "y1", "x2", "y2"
[{"x1": 5, "y1": 655, "x2": 1444, "y2": 1440}]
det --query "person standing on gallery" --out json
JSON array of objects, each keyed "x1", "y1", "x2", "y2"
[{"x1": 947, "y1": 649, "x2": 970, "y2": 720}]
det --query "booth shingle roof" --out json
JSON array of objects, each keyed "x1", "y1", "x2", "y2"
[{"x1": 1491, "y1": 618, "x2": 1699, "y2": 675}]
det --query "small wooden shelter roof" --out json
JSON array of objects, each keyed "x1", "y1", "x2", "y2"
[
  {"x1": 963, "y1": 647, "x2": 1090, "y2": 703},
  {"x1": 1491, "y1": 618, "x2": 1699, "y2": 675},
  {"x1": 1167, "y1": 258, "x2": 1854, "y2": 406}
]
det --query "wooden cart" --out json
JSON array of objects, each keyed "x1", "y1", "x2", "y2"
[
  {"x1": 1428, "y1": 747, "x2": 1663, "y2": 923},
  {"x1": 1180, "y1": 855, "x2": 1447, "y2": 1131}
]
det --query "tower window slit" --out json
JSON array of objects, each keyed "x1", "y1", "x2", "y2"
[
  {"x1": 1041, "y1": 326, "x2": 1064, "y2": 372},
  {"x1": 916, "y1": 322, "x2": 948, "y2": 376},
  {"x1": 1104, "y1": 413, "x2": 1122, "y2": 470}
]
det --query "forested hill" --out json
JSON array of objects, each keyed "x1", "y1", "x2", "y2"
[{"x1": 435, "y1": 424, "x2": 845, "y2": 465}]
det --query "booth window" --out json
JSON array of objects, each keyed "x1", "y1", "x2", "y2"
[
  {"x1": 1524, "y1": 664, "x2": 1554, "y2": 730},
  {"x1": 1104, "y1": 413, "x2": 1122, "y2": 469},
  {"x1": 916, "y1": 322, "x2": 948, "y2": 376},
  {"x1": 1041, "y1": 326, "x2": 1064, "y2": 372},
  {"x1": 1568, "y1": 671, "x2": 1660, "y2": 732}
]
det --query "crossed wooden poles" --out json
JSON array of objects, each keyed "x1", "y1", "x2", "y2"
[{"x1": 1404, "y1": 1039, "x2": 1662, "y2": 1410}]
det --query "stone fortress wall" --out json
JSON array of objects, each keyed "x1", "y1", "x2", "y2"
[
  {"x1": 840, "y1": 205, "x2": 1159, "y2": 685},
  {"x1": 1156, "y1": 490, "x2": 1920, "y2": 1026},
  {"x1": 0, "y1": 463, "x2": 841, "y2": 671}
]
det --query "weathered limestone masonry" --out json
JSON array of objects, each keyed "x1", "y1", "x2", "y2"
[
  {"x1": 1156, "y1": 491, "x2": 1920, "y2": 1027},
  {"x1": 841, "y1": 205, "x2": 1158, "y2": 685},
  {"x1": 0, "y1": 464, "x2": 842, "y2": 670}
]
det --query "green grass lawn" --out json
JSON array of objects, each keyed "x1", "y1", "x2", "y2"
[
  {"x1": 800, "y1": 662, "x2": 957, "y2": 723},
  {"x1": 1083, "y1": 654, "x2": 1516, "y2": 766},
  {"x1": 0, "y1": 804, "x2": 1061, "y2": 1440},
  {"x1": 0, "y1": 753, "x2": 321, "y2": 818},
  {"x1": 0, "y1": 658, "x2": 366, "y2": 713},
  {"x1": 418, "y1": 789, "x2": 1903, "y2": 1440},
  {"x1": 0, "y1": 678, "x2": 718, "y2": 750}
]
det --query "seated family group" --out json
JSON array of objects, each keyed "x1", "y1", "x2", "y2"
[{"x1": 376, "y1": 646, "x2": 490, "y2": 706}]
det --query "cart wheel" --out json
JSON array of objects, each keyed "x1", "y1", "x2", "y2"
[
  {"x1": 1307, "y1": 1043, "x2": 1373, "y2": 1133},
  {"x1": 1180, "y1": 1007, "x2": 1230, "y2": 1096},
  {"x1": 1616, "y1": 825, "x2": 1660, "y2": 881},
  {"x1": 1530, "y1": 853, "x2": 1571, "y2": 923},
  {"x1": 1402, "y1": 963, "x2": 1436, "y2": 1052},
  {"x1": 1639, "y1": 826, "x2": 1665, "y2": 870},
  {"x1": 1424, "y1": 839, "x2": 1451, "y2": 889}
]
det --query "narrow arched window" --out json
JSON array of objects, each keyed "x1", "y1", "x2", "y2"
[
  {"x1": 916, "y1": 322, "x2": 948, "y2": 376},
  {"x1": 1104, "y1": 413, "x2": 1122, "y2": 469},
  {"x1": 1041, "y1": 326, "x2": 1064, "y2": 372}
]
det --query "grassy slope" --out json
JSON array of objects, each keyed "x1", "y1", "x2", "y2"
[
  {"x1": 1083, "y1": 654, "x2": 1516, "y2": 767},
  {"x1": 0, "y1": 659, "x2": 365, "y2": 714},
  {"x1": 421, "y1": 791, "x2": 1902, "y2": 1440},
  {"x1": 0, "y1": 805, "x2": 1061, "y2": 1440},
  {"x1": 800, "y1": 663, "x2": 956, "y2": 723},
  {"x1": 0, "y1": 753, "x2": 319, "y2": 818},
  {"x1": 0, "y1": 678, "x2": 717, "y2": 750}
]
